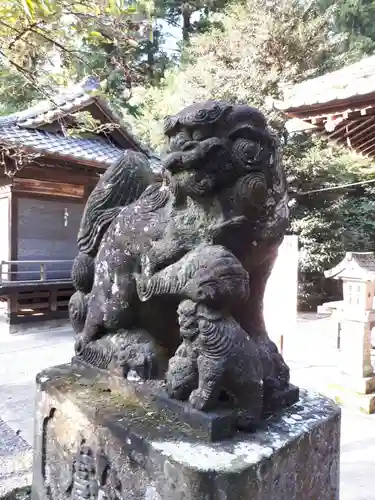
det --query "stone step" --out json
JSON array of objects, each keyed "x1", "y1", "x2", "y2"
[{"x1": 320, "y1": 383, "x2": 375, "y2": 414}]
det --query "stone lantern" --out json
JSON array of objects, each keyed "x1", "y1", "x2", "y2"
[
  {"x1": 326, "y1": 252, "x2": 375, "y2": 310},
  {"x1": 325, "y1": 252, "x2": 375, "y2": 412}
]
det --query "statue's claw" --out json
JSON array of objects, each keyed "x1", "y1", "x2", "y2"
[{"x1": 189, "y1": 389, "x2": 210, "y2": 411}]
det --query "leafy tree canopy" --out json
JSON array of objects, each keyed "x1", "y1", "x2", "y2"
[
  {"x1": 0, "y1": 0, "x2": 158, "y2": 111},
  {"x1": 318, "y1": 0, "x2": 375, "y2": 64},
  {"x1": 125, "y1": 0, "x2": 339, "y2": 148}
]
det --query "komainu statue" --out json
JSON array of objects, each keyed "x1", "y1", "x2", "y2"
[{"x1": 69, "y1": 100, "x2": 298, "y2": 431}]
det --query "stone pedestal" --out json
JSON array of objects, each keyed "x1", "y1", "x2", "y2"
[
  {"x1": 32, "y1": 364, "x2": 341, "y2": 500},
  {"x1": 338, "y1": 312, "x2": 375, "y2": 379},
  {"x1": 327, "y1": 311, "x2": 375, "y2": 413}
]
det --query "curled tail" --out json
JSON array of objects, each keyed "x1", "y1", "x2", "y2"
[
  {"x1": 70, "y1": 150, "x2": 157, "y2": 333},
  {"x1": 78, "y1": 149, "x2": 155, "y2": 258}
]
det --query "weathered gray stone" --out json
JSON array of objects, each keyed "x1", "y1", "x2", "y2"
[
  {"x1": 70, "y1": 101, "x2": 297, "y2": 427},
  {"x1": 32, "y1": 364, "x2": 341, "y2": 500}
]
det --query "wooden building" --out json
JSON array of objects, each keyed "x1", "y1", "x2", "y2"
[
  {"x1": 0, "y1": 77, "x2": 159, "y2": 330},
  {"x1": 272, "y1": 54, "x2": 375, "y2": 160}
]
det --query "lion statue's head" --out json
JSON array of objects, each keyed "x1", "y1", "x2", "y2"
[{"x1": 162, "y1": 100, "x2": 288, "y2": 238}]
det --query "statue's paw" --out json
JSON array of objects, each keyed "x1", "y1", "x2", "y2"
[
  {"x1": 134, "y1": 353, "x2": 155, "y2": 379},
  {"x1": 189, "y1": 389, "x2": 210, "y2": 411},
  {"x1": 263, "y1": 339, "x2": 290, "y2": 387},
  {"x1": 165, "y1": 355, "x2": 198, "y2": 401},
  {"x1": 236, "y1": 412, "x2": 259, "y2": 432},
  {"x1": 74, "y1": 336, "x2": 89, "y2": 355},
  {"x1": 166, "y1": 381, "x2": 192, "y2": 401}
]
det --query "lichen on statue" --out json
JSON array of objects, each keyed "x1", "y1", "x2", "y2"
[{"x1": 69, "y1": 100, "x2": 297, "y2": 425}]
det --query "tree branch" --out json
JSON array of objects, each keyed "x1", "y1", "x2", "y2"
[
  {"x1": 0, "y1": 19, "x2": 97, "y2": 75},
  {"x1": 7, "y1": 21, "x2": 41, "y2": 49},
  {"x1": 0, "y1": 48, "x2": 60, "y2": 107},
  {"x1": 28, "y1": 26, "x2": 98, "y2": 73}
]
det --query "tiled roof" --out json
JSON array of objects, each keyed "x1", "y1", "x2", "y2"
[
  {"x1": 0, "y1": 77, "x2": 162, "y2": 170},
  {"x1": 277, "y1": 55, "x2": 375, "y2": 110},
  {"x1": 0, "y1": 126, "x2": 124, "y2": 165},
  {"x1": 325, "y1": 252, "x2": 375, "y2": 280}
]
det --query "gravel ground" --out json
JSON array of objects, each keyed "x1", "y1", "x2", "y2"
[
  {"x1": 0, "y1": 325, "x2": 73, "y2": 497},
  {"x1": 0, "y1": 420, "x2": 32, "y2": 497}
]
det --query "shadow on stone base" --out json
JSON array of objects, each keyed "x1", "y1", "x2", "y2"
[{"x1": 32, "y1": 364, "x2": 341, "y2": 500}]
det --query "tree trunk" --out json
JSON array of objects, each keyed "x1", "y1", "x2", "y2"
[{"x1": 182, "y1": 5, "x2": 192, "y2": 42}]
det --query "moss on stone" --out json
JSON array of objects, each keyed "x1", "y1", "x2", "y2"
[
  {"x1": 69, "y1": 377, "x2": 202, "y2": 438},
  {"x1": 0, "y1": 486, "x2": 31, "y2": 500},
  {"x1": 43, "y1": 366, "x2": 207, "y2": 440}
]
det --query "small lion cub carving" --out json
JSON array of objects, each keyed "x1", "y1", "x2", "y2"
[{"x1": 166, "y1": 300, "x2": 264, "y2": 429}]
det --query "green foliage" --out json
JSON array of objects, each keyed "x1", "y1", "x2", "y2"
[
  {"x1": 285, "y1": 134, "x2": 375, "y2": 308},
  {"x1": 0, "y1": 0, "x2": 233, "y2": 113},
  {"x1": 0, "y1": 0, "x2": 236, "y2": 114},
  {"x1": 0, "y1": 67, "x2": 38, "y2": 114},
  {"x1": 125, "y1": 0, "x2": 338, "y2": 148},
  {"x1": 154, "y1": 0, "x2": 236, "y2": 41},
  {"x1": 0, "y1": 0, "x2": 161, "y2": 110},
  {"x1": 318, "y1": 0, "x2": 375, "y2": 66}
]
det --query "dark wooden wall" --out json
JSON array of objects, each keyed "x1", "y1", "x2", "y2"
[
  {"x1": 0, "y1": 160, "x2": 102, "y2": 281},
  {"x1": 0, "y1": 160, "x2": 102, "y2": 325},
  {"x1": 17, "y1": 197, "x2": 83, "y2": 280}
]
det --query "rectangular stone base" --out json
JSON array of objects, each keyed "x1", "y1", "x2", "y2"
[
  {"x1": 32, "y1": 364, "x2": 341, "y2": 500},
  {"x1": 71, "y1": 358, "x2": 299, "y2": 442},
  {"x1": 71, "y1": 358, "x2": 246, "y2": 442}
]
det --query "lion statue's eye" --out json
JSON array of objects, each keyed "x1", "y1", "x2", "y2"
[{"x1": 232, "y1": 138, "x2": 262, "y2": 165}]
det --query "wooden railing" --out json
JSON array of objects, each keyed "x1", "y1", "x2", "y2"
[{"x1": 0, "y1": 259, "x2": 74, "y2": 284}]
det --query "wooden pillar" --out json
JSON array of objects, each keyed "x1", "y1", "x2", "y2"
[
  {"x1": 0, "y1": 187, "x2": 11, "y2": 282},
  {"x1": 49, "y1": 288, "x2": 58, "y2": 312},
  {"x1": 84, "y1": 182, "x2": 96, "y2": 202},
  {"x1": 9, "y1": 191, "x2": 18, "y2": 281},
  {"x1": 0, "y1": 181, "x2": 13, "y2": 326}
]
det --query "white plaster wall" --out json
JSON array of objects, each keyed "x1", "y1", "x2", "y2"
[{"x1": 263, "y1": 235, "x2": 298, "y2": 351}]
